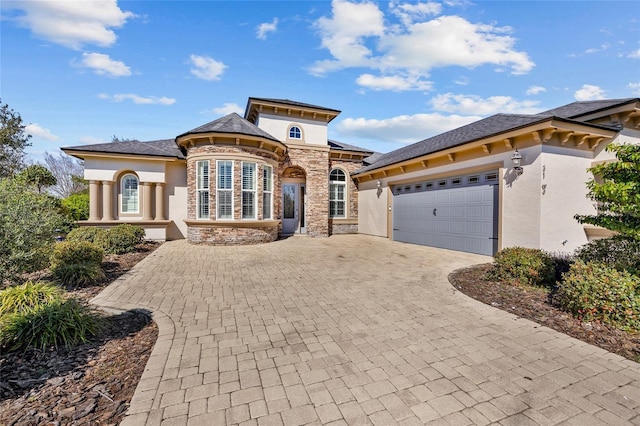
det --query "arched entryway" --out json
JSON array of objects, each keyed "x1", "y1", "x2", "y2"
[{"x1": 281, "y1": 166, "x2": 306, "y2": 235}]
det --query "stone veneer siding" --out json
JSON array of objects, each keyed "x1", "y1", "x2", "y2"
[
  {"x1": 328, "y1": 159, "x2": 362, "y2": 234},
  {"x1": 279, "y1": 146, "x2": 330, "y2": 237},
  {"x1": 187, "y1": 224, "x2": 278, "y2": 245},
  {"x1": 185, "y1": 144, "x2": 281, "y2": 244}
]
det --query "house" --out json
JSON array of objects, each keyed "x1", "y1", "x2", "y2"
[
  {"x1": 62, "y1": 98, "x2": 375, "y2": 244},
  {"x1": 63, "y1": 97, "x2": 640, "y2": 256}
]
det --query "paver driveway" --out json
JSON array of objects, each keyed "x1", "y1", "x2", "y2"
[{"x1": 92, "y1": 235, "x2": 640, "y2": 426}]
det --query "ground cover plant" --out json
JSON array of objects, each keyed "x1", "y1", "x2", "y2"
[{"x1": 0, "y1": 241, "x2": 159, "y2": 425}]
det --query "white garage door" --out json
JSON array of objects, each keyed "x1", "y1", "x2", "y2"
[{"x1": 392, "y1": 171, "x2": 499, "y2": 256}]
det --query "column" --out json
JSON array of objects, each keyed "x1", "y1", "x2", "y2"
[
  {"x1": 142, "y1": 182, "x2": 153, "y2": 220},
  {"x1": 155, "y1": 183, "x2": 166, "y2": 220},
  {"x1": 88, "y1": 180, "x2": 101, "y2": 221},
  {"x1": 102, "y1": 181, "x2": 114, "y2": 221}
]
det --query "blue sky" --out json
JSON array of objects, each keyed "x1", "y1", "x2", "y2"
[{"x1": 2, "y1": 0, "x2": 639, "y2": 161}]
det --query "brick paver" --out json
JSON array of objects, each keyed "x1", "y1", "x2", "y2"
[{"x1": 92, "y1": 235, "x2": 640, "y2": 425}]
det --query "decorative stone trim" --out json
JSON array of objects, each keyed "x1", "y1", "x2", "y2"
[
  {"x1": 329, "y1": 218, "x2": 358, "y2": 235},
  {"x1": 184, "y1": 220, "x2": 280, "y2": 245}
]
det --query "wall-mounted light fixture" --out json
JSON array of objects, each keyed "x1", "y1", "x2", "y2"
[
  {"x1": 376, "y1": 179, "x2": 382, "y2": 189},
  {"x1": 511, "y1": 150, "x2": 524, "y2": 175}
]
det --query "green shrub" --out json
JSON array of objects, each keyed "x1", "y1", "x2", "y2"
[
  {"x1": 0, "y1": 281, "x2": 64, "y2": 317},
  {"x1": 52, "y1": 263, "x2": 105, "y2": 287},
  {"x1": 50, "y1": 241, "x2": 104, "y2": 286},
  {"x1": 0, "y1": 298, "x2": 103, "y2": 351},
  {"x1": 555, "y1": 261, "x2": 640, "y2": 331},
  {"x1": 490, "y1": 246, "x2": 556, "y2": 288},
  {"x1": 95, "y1": 224, "x2": 145, "y2": 254},
  {"x1": 0, "y1": 178, "x2": 68, "y2": 284},
  {"x1": 575, "y1": 235, "x2": 640, "y2": 275},
  {"x1": 61, "y1": 193, "x2": 90, "y2": 221},
  {"x1": 50, "y1": 241, "x2": 103, "y2": 269},
  {"x1": 65, "y1": 226, "x2": 107, "y2": 244}
]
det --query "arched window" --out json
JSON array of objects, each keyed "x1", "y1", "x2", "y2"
[
  {"x1": 121, "y1": 174, "x2": 139, "y2": 213},
  {"x1": 289, "y1": 126, "x2": 302, "y2": 139},
  {"x1": 329, "y1": 168, "x2": 346, "y2": 218}
]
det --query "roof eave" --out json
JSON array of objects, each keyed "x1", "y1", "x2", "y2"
[{"x1": 60, "y1": 148, "x2": 183, "y2": 162}]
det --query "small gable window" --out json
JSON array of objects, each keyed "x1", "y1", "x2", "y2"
[{"x1": 289, "y1": 126, "x2": 302, "y2": 139}]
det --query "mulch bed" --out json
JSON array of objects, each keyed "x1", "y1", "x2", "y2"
[
  {"x1": 449, "y1": 263, "x2": 640, "y2": 363},
  {"x1": 0, "y1": 243, "x2": 160, "y2": 426}
]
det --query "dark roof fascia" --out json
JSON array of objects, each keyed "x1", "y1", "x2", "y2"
[{"x1": 354, "y1": 115, "x2": 618, "y2": 176}]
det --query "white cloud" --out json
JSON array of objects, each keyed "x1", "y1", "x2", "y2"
[
  {"x1": 337, "y1": 113, "x2": 481, "y2": 144},
  {"x1": 574, "y1": 84, "x2": 606, "y2": 101},
  {"x1": 310, "y1": 0, "x2": 534, "y2": 88},
  {"x1": 79, "y1": 136, "x2": 107, "y2": 145},
  {"x1": 628, "y1": 49, "x2": 640, "y2": 59},
  {"x1": 98, "y1": 93, "x2": 176, "y2": 105},
  {"x1": 207, "y1": 103, "x2": 244, "y2": 116},
  {"x1": 454, "y1": 76, "x2": 469, "y2": 86},
  {"x1": 356, "y1": 74, "x2": 432, "y2": 91},
  {"x1": 628, "y1": 82, "x2": 640, "y2": 96},
  {"x1": 309, "y1": 0, "x2": 385, "y2": 75},
  {"x1": 80, "y1": 52, "x2": 131, "y2": 77},
  {"x1": 390, "y1": 1, "x2": 442, "y2": 26},
  {"x1": 257, "y1": 18, "x2": 278, "y2": 40},
  {"x1": 190, "y1": 54, "x2": 226, "y2": 81},
  {"x1": 25, "y1": 123, "x2": 60, "y2": 141},
  {"x1": 431, "y1": 93, "x2": 541, "y2": 115},
  {"x1": 584, "y1": 43, "x2": 610, "y2": 54},
  {"x1": 4, "y1": 0, "x2": 134, "y2": 49},
  {"x1": 526, "y1": 85, "x2": 546, "y2": 95}
]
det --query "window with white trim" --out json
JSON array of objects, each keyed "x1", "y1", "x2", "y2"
[
  {"x1": 289, "y1": 126, "x2": 301, "y2": 139},
  {"x1": 242, "y1": 162, "x2": 256, "y2": 219},
  {"x1": 121, "y1": 174, "x2": 139, "y2": 214},
  {"x1": 329, "y1": 168, "x2": 346, "y2": 218},
  {"x1": 217, "y1": 160, "x2": 233, "y2": 219},
  {"x1": 262, "y1": 165, "x2": 273, "y2": 220},
  {"x1": 196, "y1": 160, "x2": 209, "y2": 219}
]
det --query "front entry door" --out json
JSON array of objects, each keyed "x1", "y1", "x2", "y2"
[{"x1": 282, "y1": 183, "x2": 305, "y2": 235}]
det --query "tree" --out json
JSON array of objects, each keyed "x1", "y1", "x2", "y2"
[
  {"x1": 18, "y1": 164, "x2": 57, "y2": 193},
  {"x1": 111, "y1": 135, "x2": 136, "y2": 143},
  {"x1": 0, "y1": 100, "x2": 31, "y2": 178},
  {"x1": 0, "y1": 177, "x2": 69, "y2": 284},
  {"x1": 575, "y1": 143, "x2": 640, "y2": 239},
  {"x1": 43, "y1": 151, "x2": 86, "y2": 197}
]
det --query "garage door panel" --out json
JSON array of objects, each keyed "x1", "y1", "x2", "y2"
[{"x1": 392, "y1": 173, "x2": 498, "y2": 256}]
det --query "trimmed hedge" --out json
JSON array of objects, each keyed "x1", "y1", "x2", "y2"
[
  {"x1": 490, "y1": 247, "x2": 556, "y2": 288},
  {"x1": 555, "y1": 261, "x2": 640, "y2": 331}
]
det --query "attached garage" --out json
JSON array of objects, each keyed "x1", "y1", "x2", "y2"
[{"x1": 392, "y1": 171, "x2": 499, "y2": 256}]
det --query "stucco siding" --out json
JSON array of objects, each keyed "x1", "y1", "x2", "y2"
[
  {"x1": 166, "y1": 161, "x2": 188, "y2": 240},
  {"x1": 358, "y1": 183, "x2": 388, "y2": 237},
  {"x1": 257, "y1": 114, "x2": 329, "y2": 146},
  {"x1": 84, "y1": 158, "x2": 168, "y2": 182},
  {"x1": 538, "y1": 146, "x2": 593, "y2": 253}
]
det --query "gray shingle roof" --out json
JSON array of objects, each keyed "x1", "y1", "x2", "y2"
[
  {"x1": 356, "y1": 114, "x2": 552, "y2": 174},
  {"x1": 539, "y1": 98, "x2": 638, "y2": 119},
  {"x1": 63, "y1": 139, "x2": 184, "y2": 159},
  {"x1": 356, "y1": 97, "x2": 635, "y2": 175},
  {"x1": 328, "y1": 139, "x2": 375, "y2": 154},
  {"x1": 177, "y1": 113, "x2": 280, "y2": 143},
  {"x1": 247, "y1": 98, "x2": 341, "y2": 114}
]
